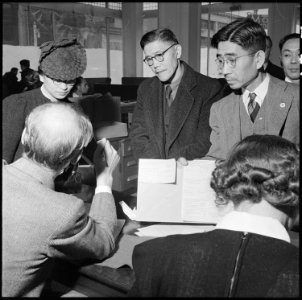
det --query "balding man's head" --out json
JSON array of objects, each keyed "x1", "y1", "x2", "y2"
[{"x1": 21, "y1": 103, "x2": 93, "y2": 172}]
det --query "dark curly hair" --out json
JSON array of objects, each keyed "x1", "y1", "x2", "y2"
[{"x1": 210, "y1": 135, "x2": 299, "y2": 208}]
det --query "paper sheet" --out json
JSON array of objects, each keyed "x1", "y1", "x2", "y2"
[
  {"x1": 138, "y1": 158, "x2": 176, "y2": 183},
  {"x1": 181, "y1": 160, "x2": 221, "y2": 223},
  {"x1": 135, "y1": 224, "x2": 215, "y2": 237}
]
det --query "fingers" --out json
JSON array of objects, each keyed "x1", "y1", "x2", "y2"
[{"x1": 177, "y1": 157, "x2": 188, "y2": 166}]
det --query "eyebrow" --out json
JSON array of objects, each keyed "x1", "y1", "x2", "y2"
[{"x1": 216, "y1": 53, "x2": 237, "y2": 58}]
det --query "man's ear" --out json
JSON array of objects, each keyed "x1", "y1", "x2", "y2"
[
  {"x1": 176, "y1": 44, "x2": 182, "y2": 59},
  {"x1": 21, "y1": 129, "x2": 27, "y2": 145},
  {"x1": 255, "y1": 50, "x2": 265, "y2": 70},
  {"x1": 279, "y1": 55, "x2": 283, "y2": 67}
]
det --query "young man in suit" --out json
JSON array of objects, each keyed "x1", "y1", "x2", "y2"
[
  {"x1": 2, "y1": 102, "x2": 120, "y2": 297},
  {"x1": 204, "y1": 18, "x2": 299, "y2": 160},
  {"x1": 129, "y1": 135, "x2": 299, "y2": 297},
  {"x1": 279, "y1": 33, "x2": 300, "y2": 85},
  {"x1": 129, "y1": 28, "x2": 229, "y2": 161}
]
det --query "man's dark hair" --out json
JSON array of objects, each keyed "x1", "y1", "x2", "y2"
[
  {"x1": 279, "y1": 33, "x2": 300, "y2": 52},
  {"x1": 20, "y1": 59, "x2": 30, "y2": 68},
  {"x1": 211, "y1": 17, "x2": 266, "y2": 53},
  {"x1": 10, "y1": 67, "x2": 18, "y2": 73},
  {"x1": 140, "y1": 28, "x2": 179, "y2": 49}
]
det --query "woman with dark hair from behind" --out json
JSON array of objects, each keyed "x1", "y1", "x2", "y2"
[{"x1": 128, "y1": 134, "x2": 299, "y2": 297}]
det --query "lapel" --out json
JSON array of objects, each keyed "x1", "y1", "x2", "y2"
[
  {"x1": 166, "y1": 62, "x2": 196, "y2": 149},
  {"x1": 145, "y1": 78, "x2": 166, "y2": 151},
  {"x1": 266, "y1": 77, "x2": 293, "y2": 134}
]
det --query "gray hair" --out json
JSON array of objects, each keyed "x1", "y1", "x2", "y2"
[{"x1": 22, "y1": 102, "x2": 93, "y2": 172}]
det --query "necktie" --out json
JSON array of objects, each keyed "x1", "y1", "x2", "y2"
[
  {"x1": 165, "y1": 85, "x2": 173, "y2": 107},
  {"x1": 248, "y1": 92, "x2": 260, "y2": 122}
]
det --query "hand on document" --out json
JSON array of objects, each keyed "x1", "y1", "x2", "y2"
[{"x1": 177, "y1": 157, "x2": 188, "y2": 166}]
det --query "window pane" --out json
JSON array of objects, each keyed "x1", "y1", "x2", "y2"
[
  {"x1": 3, "y1": 3, "x2": 19, "y2": 45},
  {"x1": 109, "y1": 17, "x2": 123, "y2": 83}
]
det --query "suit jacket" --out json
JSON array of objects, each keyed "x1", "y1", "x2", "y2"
[
  {"x1": 206, "y1": 76, "x2": 299, "y2": 160},
  {"x1": 129, "y1": 61, "x2": 229, "y2": 160},
  {"x1": 2, "y1": 158, "x2": 118, "y2": 297},
  {"x1": 265, "y1": 60, "x2": 285, "y2": 81},
  {"x1": 128, "y1": 229, "x2": 299, "y2": 297}
]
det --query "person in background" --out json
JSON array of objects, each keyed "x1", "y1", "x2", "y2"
[
  {"x1": 129, "y1": 134, "x2": 299, "y2": 297},
  {"x1": 129, "y1": 28, "x2": 230, "y2": 161},
  {"x1": 19, "y1": 59, "x2": 34, "y2": 92},
  {"x1": 2, "y1": 67, "x2": 19, "y2": 98},
  {"x1": 2, "y1": 102, "x2": 120, "y2": 297},
  {"x1": 23, "y1": 69, "x2": 43, "y2": 92},
  {"x1": 3, "y1": 38, "x2": 87, "y2": 164},
  {"x1": 263, "y1": 35, "x2": 285, "y2": 80},
  {"x1": 279, "y1": 33, "x2": 300, "y2": 85},
  {"x1": 69, "y1": 76, "x2": 90, "y2": 98},
  {"x1": 203, "y1": 18, "x2": 299, "y2": 160}
]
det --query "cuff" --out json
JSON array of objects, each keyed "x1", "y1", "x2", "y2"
[{"x1": 95, "y1": 185, "x2": 112, "y2": 194}]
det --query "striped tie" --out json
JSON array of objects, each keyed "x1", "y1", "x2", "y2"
[{"x1": 248, "y1": 92, "x2": 260, "y2": 122}]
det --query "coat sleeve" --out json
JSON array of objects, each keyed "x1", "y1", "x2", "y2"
[
  {"x1": 204, "y1": 102, "x2": 225, "y2": 160},
  {"x1": 2, "y1": 94, "x2": 27, "y2": 163},
  {"x1": 129, "y1": 85, "x2": 162, "y2": 160},
  {"x1": 47, "y1": 192, "x2": 117, "y2": 261}
]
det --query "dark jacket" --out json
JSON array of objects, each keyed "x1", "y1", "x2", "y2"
[
  {"x1": 129, "y1": 61, "x2": 229, "y2": 160},
  {"x1": 129, "y1": 229, "x2": 299, "y2": 297}
]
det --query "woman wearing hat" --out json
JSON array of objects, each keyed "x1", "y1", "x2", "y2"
[{"x1": 3, "y1": 39, "x2": 87, "y2": 164}]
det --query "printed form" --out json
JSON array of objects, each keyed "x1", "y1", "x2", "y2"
[{"x1": 181, "y1": 160, "x2": 221, "y2": 223}]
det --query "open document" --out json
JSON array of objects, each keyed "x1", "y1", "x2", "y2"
[{"x1": 135, "y1": 159, "x2": 225, "y2": 224}]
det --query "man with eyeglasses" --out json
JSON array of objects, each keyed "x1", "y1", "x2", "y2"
[
  {"x1": 3, "y1": 38, "x2": 86, "y2": 164},
  {"x1": 202, "y1": 18, "x2": 299, "y2": 160},
  {"x1": 129, "y1": 28, "x2": 229, "y2": 161}
]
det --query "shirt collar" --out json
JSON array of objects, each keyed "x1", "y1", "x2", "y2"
[
  {"x1": 215, "y1": 211, "x2": 291, "y2": 243},
  {"x1": 242, "y1": 73, "x2": 270, "y2": 107}
]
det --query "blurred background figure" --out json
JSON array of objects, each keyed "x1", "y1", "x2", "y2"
[
  {"x1": 263, "y1": 35, "x2": 285, "y2": 80},
  {"x1": 2, "y1": 67, "x2": 19, "y2": 99},
  {"x1": 279, "y1": 33, "x2": 300, "y2": 85},
  {"x1": 69, "y1": 76, "x2": 90, "y2": 99},
  {"x1": 22, "y1": 69, "x2": 43, "y2": 92},
  {"x1": 19, "y1": 59, "x2": 34, "y2": 92}
]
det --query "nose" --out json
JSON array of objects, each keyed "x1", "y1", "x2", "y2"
[
  {"x1": 222, "y1": 62, "x2": 231, "y2": 75},
  {"x1": 152, "y1": 58, "x2": 161, "y2": 68},
  {"x1": 290, "y1": 53, "x2": 299, "y2": 64}
]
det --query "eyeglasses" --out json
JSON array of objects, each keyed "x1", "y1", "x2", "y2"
[
  {"x1": 215, "y1": 52, "x2": 257, "y2": 69},
  {"x1": 48, "y1": 76, "x2": 76, "y2": 87},
  {"x1": 143, "y1": 43, "x2": 177, "y2": 66}
]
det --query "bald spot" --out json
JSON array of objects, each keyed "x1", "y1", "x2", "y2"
[{"x1": 36, "y1": 105, "x2": 80, "y2": 141}]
